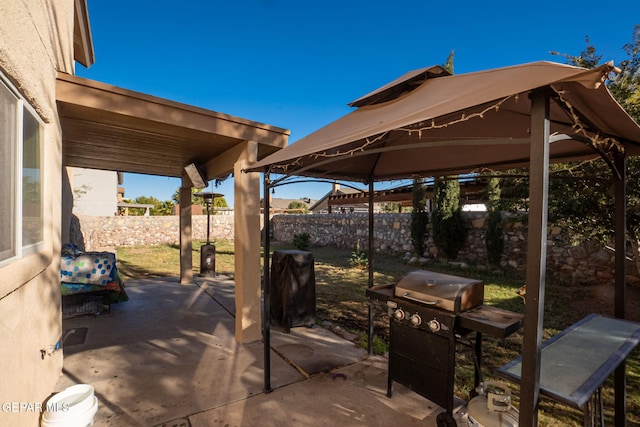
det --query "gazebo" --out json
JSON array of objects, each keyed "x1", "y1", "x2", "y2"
[{"x1": 247, "y1": 61, "x2": 640, "y2": 426}]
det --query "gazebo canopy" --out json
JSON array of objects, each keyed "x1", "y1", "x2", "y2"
[
  {"x1": 249, "y1": 61, "x2": 640, "y2": 427},
  {"x1": 249, "y1": 61, "x2": 640, "y2": 180}
]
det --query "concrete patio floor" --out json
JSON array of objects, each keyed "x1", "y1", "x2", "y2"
[{"x1": 55, "y1": 276, "x2": 456, "y2": 426}]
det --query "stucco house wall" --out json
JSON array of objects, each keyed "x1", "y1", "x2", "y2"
[
  {"x1": 0, "y1": 1, "x2": 76, "y2": 425},
  {"x1": 70, "y1": 167, "x2": 118, "y2": 216}
]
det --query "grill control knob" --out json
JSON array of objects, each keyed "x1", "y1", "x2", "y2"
[
  {"x1": 428, "y1": 319, "x2": 441, "y2": 332},
  {"x1": 410, "y1": 314, "x2": 422, "y2": 326},
  {"x1": 393, "y1": 309, "x2": 405, "y2": 321}
]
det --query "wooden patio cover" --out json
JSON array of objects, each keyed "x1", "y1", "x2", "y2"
[
  {"x1": 57, "y1": 72, "x2": 288, "y2": 180},
  {"x1": 56, "y1": 72, "x2": 290, "y2": 343}
]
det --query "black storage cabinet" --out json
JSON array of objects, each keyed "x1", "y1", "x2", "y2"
[{"x1": 270, "y1": 250, "x2": 316, "y2": 331}]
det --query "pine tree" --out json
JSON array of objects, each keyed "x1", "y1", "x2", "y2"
[
  {"x1": 485, "y1": 177, "x2": 504, "y2": 265},
  {"x1": 432, "y1": 177, "x2": 467, "y2": 260},
  {"x1": 410, "y1": 178, "x2": 429, "y2": 256}
]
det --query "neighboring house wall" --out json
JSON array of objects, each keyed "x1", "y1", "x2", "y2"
[
  {"x1": 0, "y1": 2, "x2": 75, "y2": 426},
  {"x1": 70, "y1": 167, "x2": 118, "y2": 216}
]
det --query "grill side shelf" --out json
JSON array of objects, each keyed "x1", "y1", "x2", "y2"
[
  {"x1": 457, "y1": 305, "x2": 524, "y2": 338},
  {"x1": 366, "y1": 284, "x2": 394, "y2": 302}
]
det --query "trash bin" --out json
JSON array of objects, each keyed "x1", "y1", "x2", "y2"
[{"x1": 270, "y1": 250, "x2": 316, "y2": 332}]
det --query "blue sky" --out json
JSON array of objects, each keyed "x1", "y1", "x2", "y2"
[{"x1": 77, "y1": 0, "x2": 639, "y2": 206}]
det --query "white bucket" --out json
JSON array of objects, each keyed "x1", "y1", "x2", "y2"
[{"x1": 41, "y1": 384, "x2": 98, "y2": 427}]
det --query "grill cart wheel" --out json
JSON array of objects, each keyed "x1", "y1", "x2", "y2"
[{"x1": 436, "y1": 412, "x2": 457, "y2": 427}]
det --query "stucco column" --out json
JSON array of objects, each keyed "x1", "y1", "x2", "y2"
[
  {"x1": 179, "y1": 174, "x2": 193, "y2": 284},
  {"x1": 234, "y1": 141, "x2": 261, "y2": 343}
]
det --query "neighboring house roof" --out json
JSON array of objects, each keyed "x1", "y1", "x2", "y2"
[
  {"x1": 261, "y1": 197, "x2": 316, "y2": 213},
  {"x1": 309, "y1": 185, "x2": 364, "y2": 213},
  {"x1": 74, "y1": 0, "x2": 95, "y2": 67}
]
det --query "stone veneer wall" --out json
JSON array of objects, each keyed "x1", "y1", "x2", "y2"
[
  {"x1": 75, "y1": 214, "x2": 236, "y2": 250},
  {"x1": 271, "y1": 212, "x2": 639, "y2": 286},
  {"x1": 74, "y1": 212, "x2": 639, "y2": 286}
]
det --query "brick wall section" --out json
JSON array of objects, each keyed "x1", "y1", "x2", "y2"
[{"x1": 75, "y1": 212, "x2": 639, "y2": 286}]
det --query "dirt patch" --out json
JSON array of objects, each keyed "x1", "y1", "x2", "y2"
[{"x1": 579, "y1": 283, "x2": 640, "y2": 322}]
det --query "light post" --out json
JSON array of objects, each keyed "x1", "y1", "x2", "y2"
[{"x1": 195, "y1": 192, "x2": 223, "y2": 276}]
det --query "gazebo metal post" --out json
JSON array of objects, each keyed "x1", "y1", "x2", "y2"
[
  {"x1": 263, "y1": 172, "x2": 272, "y2": 393},
  {"x1": 614, "y1": 150, "x2": 627, "y2": 426},
  {"x1": 519, "y1": 87, "x2": 550, "y2": 426},
  {"x1": 367, "y1": 181, "x2": 375, "y2": 355}
]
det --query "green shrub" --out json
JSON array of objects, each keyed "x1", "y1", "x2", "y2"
[
  {"x1": 293, "y1": 232, "x2": 311, "y2": 251},
  {"x1": 486, "y1": 211, "x2": 504, "y2": 265},
  {"x1": 356, "y1": 331, "x2": 388, "y2": 355},
  {"x1": 349, "y1": 240, "x2": 369, "y2": 269},
  {"x1": 410, "y1": 178, "x2": 429, "y2": 256}
]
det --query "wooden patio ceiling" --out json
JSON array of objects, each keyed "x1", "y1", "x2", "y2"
[{"x1": 56, "y1": 73, "x2": 289, "y2": 180}]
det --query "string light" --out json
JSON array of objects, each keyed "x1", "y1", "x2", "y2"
[
  {"x1": 266, "y1": 89, "x2": 622, "y2": 177},
  {"x1": 552, "y1": 87, "x2": 624, "y2": 156},
  {"x1": 398, "y1": 95, "x2": 513, "y2": 134},
  {"x1": 267, "y1": 96, "x2": 513, "y2": 175}
]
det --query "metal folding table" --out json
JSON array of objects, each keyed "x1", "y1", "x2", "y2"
[{"x1": 497, "y1": 313, "x2": 640, "y2": 426}]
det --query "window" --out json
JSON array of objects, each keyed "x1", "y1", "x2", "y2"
[
  {"x1": 0, "y1": 74, "x2": 44, "y2": 265},
  {"x1": 22, "y1": 105, "x2": 43, "y2": 247}
]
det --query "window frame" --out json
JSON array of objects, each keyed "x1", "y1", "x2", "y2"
[{"x1": 0, "y1": 72, "x2": 45, "y2": 268}]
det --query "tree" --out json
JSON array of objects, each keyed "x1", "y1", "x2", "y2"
[
  {"x1": 381, "y1": 202, "x2": 401, "y2": 213},
  {"x1": 432, "y1": 177, "x2": 467, "y2": 260},
  {"x1": 287, "y1": 201, "x2": 308, "y2": 214},
  {"x1": 608, "y1": 26, "x2": 640, "y2": 124},
  {"x1": 127, "y1": 195, "x2": 161, "y2": 216},
  {"x1": 410, "y1": 178, "x2": 429, "y2": 256},
  {"x1": 485, "y1": 177, "x2": 504, "y2": 266},
  {"x1": 544, "y1": 27, "x2": 640, "y2": 274},
  {"x1": 155, "y1": 200, "x2": 175, "y2": 216},
  {"x1": 213, "y1": 197, "x2": 228, "y2": 209},
  {"x1": 444, "y1": 50, "x2": 455, "y2": 74},
  {"x1": 172, "y1": 187, "x2": 228, "y2": 209},
  {"x1": 429, "y1": 53, "x2": 468, "y2": 260},
  {"x1": 491, "y1": 28, "x2": 640, "y2": 272}
]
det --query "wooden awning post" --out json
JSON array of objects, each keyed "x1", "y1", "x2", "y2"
[
  {"x1": 179, "y1": 173, "x2": 193, "y2": 284},
  {"x1": 233, "y1": 141, "x2": 262, "y2": 344}
]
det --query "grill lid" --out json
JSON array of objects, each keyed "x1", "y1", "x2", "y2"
[{"x1": 394, "y1": 270, "x2": 483, "y2": 312}]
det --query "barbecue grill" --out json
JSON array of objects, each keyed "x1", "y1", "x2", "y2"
[{"x1": 367, "y1": 270, "x2": 523, "y2": 427}]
